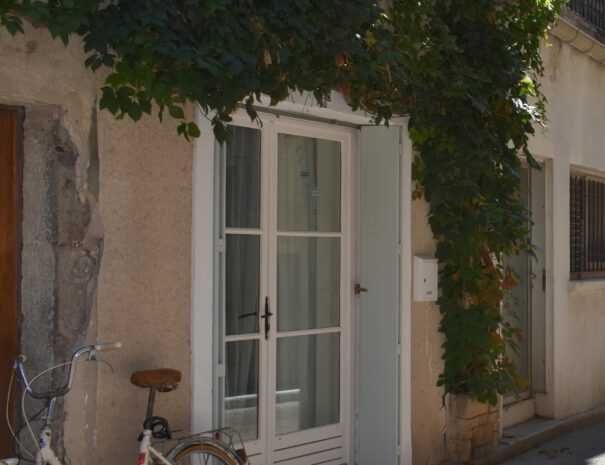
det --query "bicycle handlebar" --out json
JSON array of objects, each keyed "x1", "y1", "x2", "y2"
[
  {"x1": 94, "y1": 341, "x2": 122, "y2": 351},
  {"x1": 15, "y1": 341, "x2": 121, "y2": 400}
]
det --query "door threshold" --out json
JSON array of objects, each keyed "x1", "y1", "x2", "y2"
[{"x1": 502, "y1": 397, "x2": 535, "y2": 429}]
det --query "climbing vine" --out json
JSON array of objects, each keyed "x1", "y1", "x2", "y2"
[
  {"x1": 1, "y1": 0, "x2": 563, "y2": 404},
  {"x1": 0, "y1": 0, "x2": 380, "y2": 139},
  {"x1": 351, "y1": 0, "x2": 564, "y2": 403}
]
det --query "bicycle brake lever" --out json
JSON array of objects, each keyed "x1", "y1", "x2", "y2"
[
  {"x1": 88, "y1": 349, "x2": 98, "y2": 361},
  {"x1": 94, "y1": 358, "x2": 115, "y2": 373}
]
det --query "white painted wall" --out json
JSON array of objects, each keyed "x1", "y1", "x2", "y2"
[
  {"x1": 405, "y1": 17, "x2": 605, "y2": 463},
  {"x1": 527, "y1": 21, "x2": 605, "y2": 419}
]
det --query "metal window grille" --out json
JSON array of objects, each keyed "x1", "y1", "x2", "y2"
[
  {"x1": 570, "y1": 174, "x2": 605, "y2": 278},
  {"x1": 567, "y1": 0, "x2": 605, "y2": 33}
]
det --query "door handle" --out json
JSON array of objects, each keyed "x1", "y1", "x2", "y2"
[
  {"x1": 260, "y1": 297, "x2": 273, "y2": 340},
  {"x1": 354, "y1": 283, "x2": 368, "y2": 295}
]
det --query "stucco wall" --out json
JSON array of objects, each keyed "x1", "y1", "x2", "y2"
[
  {"x1": 529, "y1": 30, "x2": 605, "y2": 419},
  {"x1": 411, "y1": 196, "x2": 446, "y2": 465},
  {"x1": 0, "y1": 25, "x2": 102, "y2": 462},
  {"x1": 95, "y1": 110, "x2": 193, "y2": 464},
  {"x1": 409, "y1": 29, "x2": 605, "y2": 459},
  {"x1": 8, "y1": 14, "x2": 605, "y2": 465},
  {"x1": 408, "y1": 23, "x2": 605, "y2": 460},
  {"x1": 0, "y1": 25, "x2": 193, "y2": 465}
]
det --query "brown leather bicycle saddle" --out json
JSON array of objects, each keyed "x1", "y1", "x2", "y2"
[{"x1": 130, "y1": 368, "x2": 181, "y2": 391}]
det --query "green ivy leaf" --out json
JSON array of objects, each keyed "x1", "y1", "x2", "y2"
[
  {"x1": 0, "y1": 0, "x2": 565, "y2": 404},
  {"x1": 168, "y1": 105, "x2": 184, "y2": 119}
]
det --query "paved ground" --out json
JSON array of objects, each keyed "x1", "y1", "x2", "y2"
[{"x1": 499, "y1": 422, "x2": 605, "y2": 465}]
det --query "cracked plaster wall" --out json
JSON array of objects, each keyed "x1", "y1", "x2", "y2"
[
  {"x1": 0, "y1": 24, "x2": 193, "y2": 465},
  {"x1": 18, "y1": 105, "x2": 103, "y2": 461},
  {"x1": 0, "y1": 23, "x2": 103, "y2": 463}
]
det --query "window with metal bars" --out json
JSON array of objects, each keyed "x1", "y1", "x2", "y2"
[{"x1": 570, "y1": 173, "x2": 605, "y2": 279}]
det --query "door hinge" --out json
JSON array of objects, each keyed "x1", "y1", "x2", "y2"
[
  {"x1": 218, "y1": 239, "x2": 225, "y2": 253},
  {"x1": 216, "y1": 364, "x2": 225, "y2": 378},
  {"x1": 397, "y1": 344, "x2": 401, "y2": 356},
  {"x1": 542, "y1": 268, "x2": 546, "y2": 291},
  {"x1": 397, "y1": 445, "x2": 401, "y2": 456}
]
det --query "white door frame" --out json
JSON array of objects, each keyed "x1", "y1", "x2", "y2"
[
  {"x1": 191, "y1": 104, "x2": 412, "y2": 465},
  {"x1": 399, "y1": 127, "x2": 413, "y2": 465}
]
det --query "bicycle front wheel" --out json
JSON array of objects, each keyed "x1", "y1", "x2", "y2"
[{"x1": 167, "y1": 440, "x2": 242, "y2": 465}]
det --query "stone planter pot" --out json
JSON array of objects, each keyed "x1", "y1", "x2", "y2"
[{"x1": 445, "y1": 394, "x2": 501, "y2": 464}]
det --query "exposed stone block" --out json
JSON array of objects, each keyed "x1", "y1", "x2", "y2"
[
  {"x1": 446, "y1": 437, "x2": 472, "y2": 463},
  {"x1": 446, "y1": 395, "x2": 501, "y2": 464},
  {"x1": 471, "y1": 422, "x2": 495, "y2": 447},
  {"x1": 448, "y1": 394, "x2": 490, "y2": 419},
  {"x1": 448, "y1": 429, "x2": 473, "y2": 441},
  {"x1": 472, "y1": 443, "x2": 493, "y2": 460}
]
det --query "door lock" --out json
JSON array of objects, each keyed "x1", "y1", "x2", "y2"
[{"x1": 260, "y1": 297, "x2": 273, "y2": 340}]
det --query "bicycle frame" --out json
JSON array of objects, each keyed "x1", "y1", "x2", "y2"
[
  {"x1": 0, "y1": 459, "x2": 19, "y2": 465},
  {"x1": 35, "y1": 428, "x2": 60, "y2": 465},
  {"x1": 137, "y1": 427, "x2": 248, "y2": 465},
  {"x1": 138, "y1": 429, "x2": 173, "y2": 465},
  {"x1": 11, "y1": 342, "x2": 121, "y2": 465}
]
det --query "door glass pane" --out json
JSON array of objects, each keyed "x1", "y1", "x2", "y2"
[
  {"x1": 226, "y1": 126, "x2": 261, "y2": 229},
  {"x1": 278, "y1": 134, "x2": 341, "y2": 232},
  {"x1": 277, "y1": 237, "x2": 340, "y2": 332},
  {"x1": 276, "y1": 333, "x2": 340, "y2": 435},
  {"x1": 225, "y1": 340, "x2": 259, "y2": 441},
  {"x1": 226, "y1": 234, "x2": 259, "y2": 335}
]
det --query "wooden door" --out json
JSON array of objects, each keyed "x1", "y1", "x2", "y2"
[{"x1": 0, "y1": 108, "x2": 19, "y2": 457}]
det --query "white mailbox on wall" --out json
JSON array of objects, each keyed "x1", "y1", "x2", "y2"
[{"x1": 414, "y1": 255, "x2": 439, "y2": 302}]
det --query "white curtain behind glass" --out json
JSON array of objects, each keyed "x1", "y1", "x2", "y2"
[
  {"x1": 224, "y1": 126, "x2": 261, "y2": 439},
  {"x1": 276, "y1": 134, "x2": 340, "y2": 433}
]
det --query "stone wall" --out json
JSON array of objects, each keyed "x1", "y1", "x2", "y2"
[
  {"x1": 18, "y1": 105, "x2": 102, "y2": 460},
  {"x1": 446, "y1": 395, "x2": 501, "y2": 464}
]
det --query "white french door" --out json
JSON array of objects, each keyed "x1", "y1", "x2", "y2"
[{"x1": 217, "y1": 114, "x2": 352, "y2": 465}]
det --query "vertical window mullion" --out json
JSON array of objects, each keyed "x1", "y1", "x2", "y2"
[
  {"x1": 593, "y1": 180, "x2": 596, "y2": 272},
  {"x1": 587, "y1": 180, "x2": 591, "y2": 272},
  {"x1": 596, "y1": 180, "x2": 599, "y2": 272},
  {"x1": 583, "y1": 178, "x2": 587, "y2": 274},
  {"x1": 597, "y1": 182, "x2": 603, "y2": 271},
  {"x1": 570, "y1": 175, "x2": 579, "y2": 277},
  {"x1": 588, "y1": 181, "x2": 596, "y2": 271},
  {"x1": 571, "y1": 176, "x2": 575, "y2": 275}
]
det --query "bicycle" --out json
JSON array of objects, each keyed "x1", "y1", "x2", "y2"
[
  {"x1": 5, "y1": 341, "x2": 123, "y2": 465},
  {"x1": 4, "y1": 344, "x2": 248, "y2": 465},
  {"x1": 130, "y1": 368, "x2": 249, "y2": 465}
]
